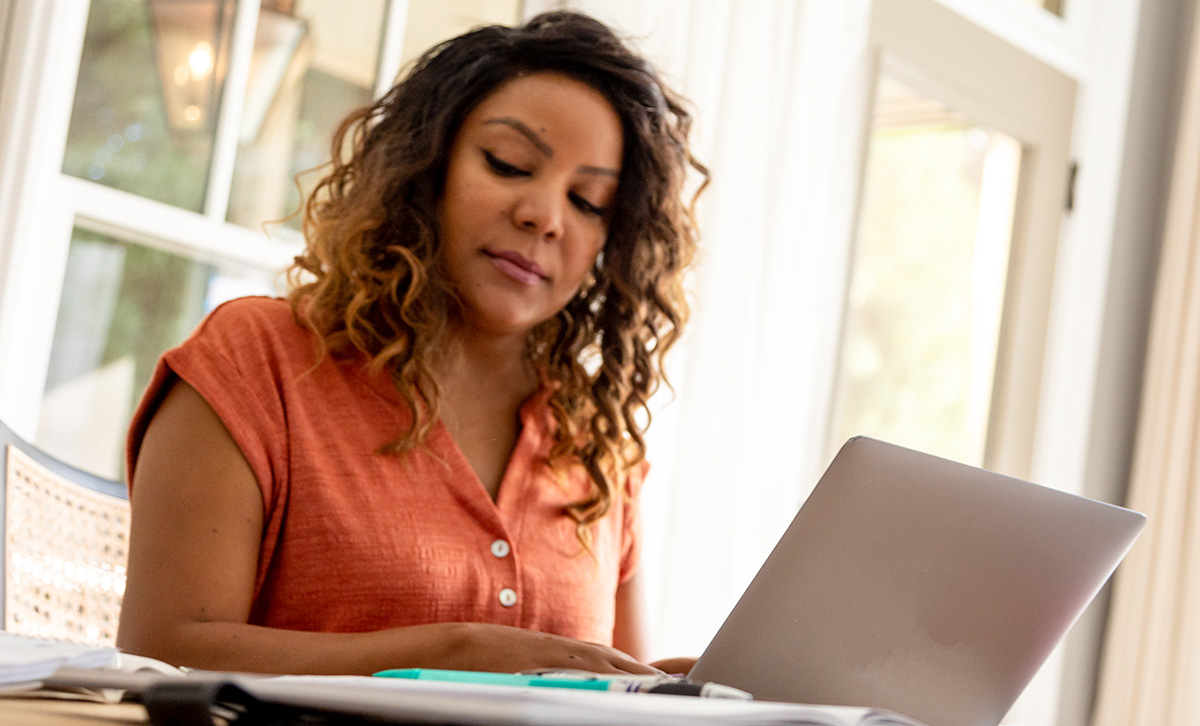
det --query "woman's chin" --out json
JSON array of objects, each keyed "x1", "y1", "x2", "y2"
[{"x1": 454, "y1": 307, "x2": 546, "y2": 341}]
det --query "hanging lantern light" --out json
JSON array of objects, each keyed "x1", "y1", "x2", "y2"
[{"x1": 148, "y1": 0, "x2": 237, "y2": 134}]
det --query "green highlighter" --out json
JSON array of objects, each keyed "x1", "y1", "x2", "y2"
[
  {"x1": 375, "y1": 668, "x2": 611, "y2": 691},
  {"x1": 373, "y1": 667, "x2": 752, "y2": 698}
]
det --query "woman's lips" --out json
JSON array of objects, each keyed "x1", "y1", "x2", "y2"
[{"x1": 485, "y1": 250, "x2": 546, "y2": 286}]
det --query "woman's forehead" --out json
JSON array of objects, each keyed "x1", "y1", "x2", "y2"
[{"x1": 460, "y1": 73, "x2": 624, "y2": 169}]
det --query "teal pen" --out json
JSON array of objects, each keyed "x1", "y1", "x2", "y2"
[
  {"x1": 373, "y1": 667, "x2": 753, "y2": 699},
  {"x1": 375, "y1": 668, "x2": 610, "y2": 691}
]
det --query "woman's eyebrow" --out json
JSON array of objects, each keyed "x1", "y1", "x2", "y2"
[
  {"x1": 484, "y1": 117, "x2": 554, "y2": 158},
  {"x1": 483, "y1": 116, "x2": 620, "y2": 178},
  {"x1": 578, "y1": 164, "x2": 619, "y2": 178}
]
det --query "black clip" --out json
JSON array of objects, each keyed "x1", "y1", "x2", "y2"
[{"x1": 143, "y1": 679, "x2": 256, "y2": 726}]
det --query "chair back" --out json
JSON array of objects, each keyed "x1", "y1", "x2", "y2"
[{"x1": 0, "y1": 420, "x2": 129, "y2": 646}]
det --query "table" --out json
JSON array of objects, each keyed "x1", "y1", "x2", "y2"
[{"x1": 0, "y1": 699, "x2": 148, "y2": 726}]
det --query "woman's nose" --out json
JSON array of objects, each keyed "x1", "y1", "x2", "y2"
[{"x1": 511, "y1": 184, "x2": 565, "y2": 241}]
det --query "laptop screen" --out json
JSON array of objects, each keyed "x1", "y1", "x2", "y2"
[{"x1": 688, "y1": 436, "x2": 1144, "y2": 726}]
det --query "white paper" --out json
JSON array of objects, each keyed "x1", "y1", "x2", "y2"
[
  {"x1": 251, "y1": 675, "x2": 927, "y2": 726},
  {"x1": 0, "y1": 632, "x2": 117, "y2": 685}
]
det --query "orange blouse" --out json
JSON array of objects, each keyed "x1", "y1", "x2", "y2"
[{"x1": 126, "y1": 296, "x2": 641, "y2": 645}]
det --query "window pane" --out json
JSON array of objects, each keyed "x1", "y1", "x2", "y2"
[
  {"x1": 37, "y1": 228, "x2": 279, "y2": 480},
  {"x1": 829, "y1": 74, "x2": 1022, "y2": 466},
  {"x1": 63, "y1": 0, "x2": 237, "y2": 212},
  {"x1": 224, "y1": 0, "x2": 525, "y2": 231},
  {"x1": 225, "y1": 0, "x2": 388, "y2": 230}
]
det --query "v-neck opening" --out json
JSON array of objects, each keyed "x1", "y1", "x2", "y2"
[{"x1": 433, "y1": 383, "x2": 554, "y2": 516}]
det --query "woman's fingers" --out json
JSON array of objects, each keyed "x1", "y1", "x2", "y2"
[
  {"x1": 597, "y1": 647, "x2": 662, "y2": 675},
  {"x1": 647, "y1": 656, "x2": 697, "y2": 676},
  {"x1": 451, "y1": 624, "x2": 662, "y2": 675},
  {"x1": 537, "y1": 640, "x2": 659, "y2": 675}
]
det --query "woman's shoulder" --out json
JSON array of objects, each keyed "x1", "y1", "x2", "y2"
[
  {"x1": 203, "y1": 295, "x2": 294, "y2": 327},
  {"x1": 195, "y1": 296, "x2": 303, "y2": 338},
  {"x1": 185, "y1": 296, "x2": 315, "y2": 363}
]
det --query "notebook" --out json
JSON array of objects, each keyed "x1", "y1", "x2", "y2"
[{"x1": 688, "y1": 436, "x2": 1145, "y2": 726}]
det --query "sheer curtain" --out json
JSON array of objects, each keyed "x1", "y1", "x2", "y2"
[
  {"x1": 1092, "y1": 5, "x2": 1200, "y2": 725},
  {"x1": 548, "y1": 0, "x2": 875, "y2": 658}
]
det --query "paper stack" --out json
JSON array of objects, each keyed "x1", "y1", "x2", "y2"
[
  {"x1": 0, "y1": 631, "x2": 118, "y2": 688},
  {"x1": 253, "y1": 675, "x2": 927, "y2": 726}
]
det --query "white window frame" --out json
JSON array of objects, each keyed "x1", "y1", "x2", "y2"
[
  {"x1": 0, "y1": 0, "x2": 92, "y2": 437},
  {"x1": 847, "y1": 4, "x2": 1075, "y2": 722},
  {"x1": 852, "y1": 0, "x2": 1077, "y2": 483},
  {"x1": 889, "y1": 2, "x2": 1173, "y2": 725},
  {"x1": 0, "y1": 0, "x2": 421, "y2": 438}
]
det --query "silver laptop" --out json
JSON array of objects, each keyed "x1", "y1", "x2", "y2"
[{"x1": 688, "y1": 436, "x2": 1145, "y2": 726}]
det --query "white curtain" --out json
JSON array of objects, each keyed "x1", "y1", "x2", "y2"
[
  {"x1": 1091, "y1": 3, "x2": 1200, "y2": 724},
  {"x1": 554, "y1": 0, "x2": 875, "y2": 659}
]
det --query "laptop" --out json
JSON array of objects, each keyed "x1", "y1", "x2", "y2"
[{"x1": 688, "y1": 436, "x2": 1145, "y2": 726}]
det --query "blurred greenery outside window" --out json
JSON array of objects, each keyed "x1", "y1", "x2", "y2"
[
  {"x1": 46, "y1": 0, "x2": 524, "y2": 478},
  {"x1": 38, "y1": 229, "x2": 277, "y2": 480},
  {"x1": 62, "y1": 0, "x2": 229, "y2": 212},
  {"x1": 829, "y1": 74, "x2": 1022, "y2": 467}
]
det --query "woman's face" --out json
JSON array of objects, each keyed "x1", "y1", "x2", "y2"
[{"x1": 436, "y1": 72, "x2": 623, "y2": 339}]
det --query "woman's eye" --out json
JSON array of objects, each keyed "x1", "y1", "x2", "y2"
[
  {"x1": 570, "y1": 193, "x2": 607, "y2": 217},
  {"x1": 483, "y1": 150, "x2": 528, "y2": 177}
]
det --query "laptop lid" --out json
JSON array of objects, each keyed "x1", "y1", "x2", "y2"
[{"x1": 688, "y1": 436, "x2": 1145, "y2": 726}]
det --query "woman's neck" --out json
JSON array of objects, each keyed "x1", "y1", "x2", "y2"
[
  {"x1": 433, "y1": 329, "x2": 541, "y2": 498},
  {"x1": 435, "y1": 328, "x2": 539, "y2": 403}
]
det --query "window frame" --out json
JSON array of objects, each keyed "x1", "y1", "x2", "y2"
[
  {"x1": 821, "y1": 1, "x2": 1167, "y2": 725},
  {"x1": 831, "y1": 2, "x2": 1079, "y2": 722},
  {"x1": 0, "y1": 0, "x2": 92, "y2": 437},
  {"x1": 837, "y1": 0, "x2": 1078, "y2": 482},
  {"x1": 0, "y1": 0, "x2": 422, "y2": 439}
]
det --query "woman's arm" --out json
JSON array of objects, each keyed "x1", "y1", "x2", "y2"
[
  {"x1": 612, "y1": 536, "x2": 696, "y2": 676},
  {"x1": 612, "y1": 573, "x2": 647, "y2": 661},
  {"x1": 117, "y1": 380, "x2": 656, "y2": 675}
]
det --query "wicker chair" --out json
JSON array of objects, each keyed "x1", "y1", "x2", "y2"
[{"x1": 0, "y1": 420, "x2": 129, "y2": 646}]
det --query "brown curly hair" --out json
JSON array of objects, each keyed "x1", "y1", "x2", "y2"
[{"x1": 287, "y1": 11, "x2": 707, "y2": 540}]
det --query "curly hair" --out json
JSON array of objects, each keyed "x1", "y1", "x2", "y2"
[{"x1": 287, "y1": 11, "x2": 707, "y2": 541}]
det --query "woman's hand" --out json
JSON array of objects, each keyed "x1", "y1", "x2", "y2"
[
  {"x1": 427, "y1": 622, "x2": 661, "y2": 675},
  {"x1": 647, "y1": 656, "x2": 697, "y2": 676}
]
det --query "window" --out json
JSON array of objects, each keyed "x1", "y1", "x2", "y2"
[
  {"x1": 39, "y1": 228, "x2": 274, "y2": 478},
  {"x1": 829, "y1": 71, "x2": 1022, "y2": 467},
  {"x1": 9, "y1": 0, "x2": 525, "y2": 478},
  {"x1": 830, "y1": 0, "x2": 1077, "y2": 721},
  {"x1": 837, "y1": 0, "x2": 1076, "y2": 485},
  {"x1": 225, "y1": 0, "x2": 389, "y2": 229},
  {"x1": 62, "y1": 0, "x2": 235, "y2": 212}
]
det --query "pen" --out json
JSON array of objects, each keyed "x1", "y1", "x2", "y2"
[{"x1": 373, "y1": 668, "x2": 752, "y2": 699}]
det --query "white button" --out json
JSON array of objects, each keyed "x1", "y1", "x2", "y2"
[
  {"x1": 498, "y1": 588, "x2": 518, "y2": 607},
  {"x1": 490, "y1": 539, "x2": 511, "y2": 558}
]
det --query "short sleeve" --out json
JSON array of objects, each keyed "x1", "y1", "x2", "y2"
[
  {"x1": 125, "y1": 297, "x2": 297, "y2": 511},
  {"x1": 618, "y1": 459, "x2": 649, "y2": 584}
]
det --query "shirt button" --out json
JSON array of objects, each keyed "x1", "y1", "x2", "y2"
[
  {"x1": 498, "y1": 588, "x2": 518, "y2": 607},
  {"x1": 490, "y1": 539, "x2": 511, "y2": 558}
]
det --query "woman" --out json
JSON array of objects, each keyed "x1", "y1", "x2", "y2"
[{"x1": 117, "y1": 11, "x2": 705, "y2": 676}]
